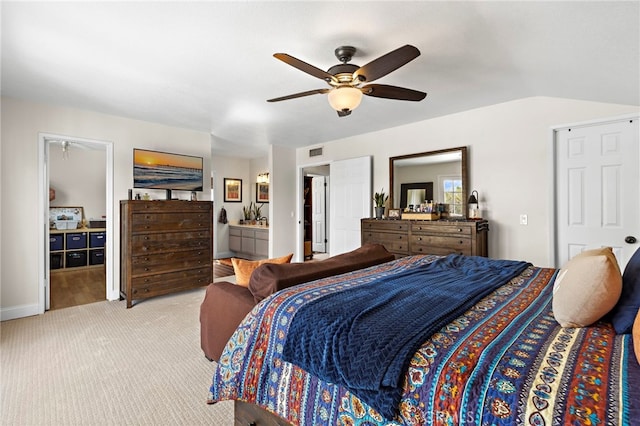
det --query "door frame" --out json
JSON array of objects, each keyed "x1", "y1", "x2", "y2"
[
  {"x1": 37, "y1": 132, "x2": 115, "y2": 313},
  {"x1": 549, "y1": 113, "x2": 639, "y2": 268},
  {"x1": 297, "y1": 161, "x2": 331, "y2": 262}
]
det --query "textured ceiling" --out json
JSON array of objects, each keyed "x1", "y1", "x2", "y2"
[{"x1": 2, "y1": 1, "x2": 639, "y2": 158}]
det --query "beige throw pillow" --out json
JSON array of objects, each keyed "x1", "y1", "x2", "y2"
[
  {"x1": 231, "y1": 253, "x2": 293, "y2": 287},
  {"x1": 552, "y1": 247, "x2": 622, "y2": 328}
]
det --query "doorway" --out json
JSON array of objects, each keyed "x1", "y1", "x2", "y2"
[
  {"x1": 553, "y1": 115, "x2": 639, "y2": 270},
  {"x1": 38, "y1": 133, "x2": 115, "y2": 313},
  {"x1": 302, "y1": 165, "x2": 329, "y2": 261}
]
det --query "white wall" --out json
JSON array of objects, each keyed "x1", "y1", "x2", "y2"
[
  {"x1": 269, "y1": 145, "x2": 298, "y2": 260},
  {"x1": 297, "y1": 96, "x2": 639, "y2": 267},
  {"x1": 49, "y1": 143, "x2": 106, "y2": 222},
  {"x1": 1, "y1": 97, "x2": 211, "y2": 320}
]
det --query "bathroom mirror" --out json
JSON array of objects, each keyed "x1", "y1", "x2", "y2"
[{"x1": 389, "y1": 146, "x2": 468, "y2": 217}]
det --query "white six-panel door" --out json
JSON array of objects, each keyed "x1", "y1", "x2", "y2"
[
  {"x1": 555, "y1": 117, "x2": 639, "y2": 270},
  {"x1": 329, "y1": 156, "x2": 372, "y2": 256}
]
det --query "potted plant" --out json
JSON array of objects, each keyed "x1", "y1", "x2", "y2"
[
  {"x1": 253, "y1": 203, "x2": 264, "y2": 224},
  {"x1": 373, "y1": 189, "x2": 388, "y2": 219},
  {"x1": 242, "y1": 202, "x2": 253, "y2": 223}
]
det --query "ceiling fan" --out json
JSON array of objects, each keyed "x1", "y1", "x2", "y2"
[{"x1": 267, "y1": 45, "x2": 427, "y2": 117}]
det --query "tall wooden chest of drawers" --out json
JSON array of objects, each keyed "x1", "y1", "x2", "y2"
[
  {"x1": 120, "y1": 200, "x2": 213, "y2": 308},
  {"x1": 361, "y1": 218, "x2": 489, "y2": 258}
]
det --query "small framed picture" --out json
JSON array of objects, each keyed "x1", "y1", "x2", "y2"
[
  {"x1": 388, "y1": 208, "x2": 401, "y2": 219},
  {"x1": 223, "y1": 178, "x2": 242, "y2": 202},
  {"x1": 256, "y1": 182, "x2": 269, "y2": 203}
]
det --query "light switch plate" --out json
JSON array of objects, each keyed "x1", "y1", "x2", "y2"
[{"x1": 520, "y1": 214, "x2": 528, "y2": 225}]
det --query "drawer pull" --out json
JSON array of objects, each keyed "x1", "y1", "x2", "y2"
[
  {"x1": 459, "y1": 240, "x2": 463, "y2": 244},
  {"x1": 457, "y1": 228, "x2": 462, "y2": 232},
  {"x1": 144, "y1": 267, "x2": 149, "y2": 271},
  {"x1": 418, "y1": 237, "x2": 422, "y2": 241},
  {"x1": 144, "y1": 236, "x2": 150, "y2": 240}
]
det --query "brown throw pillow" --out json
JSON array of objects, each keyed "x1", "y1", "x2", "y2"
[
  {"x1": 231, "y1": 253, "x2": 293, "y2": 287},
  {"x1": 552, "y1": 247, "x2": 622, "y2": 328},
  {"x1": 633, "y1": 308, "x2": 640, "y2": 365}
]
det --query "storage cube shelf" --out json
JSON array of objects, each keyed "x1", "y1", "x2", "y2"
[{"x1": 49, "y1": 228, "x2": 106, "y2": 270}]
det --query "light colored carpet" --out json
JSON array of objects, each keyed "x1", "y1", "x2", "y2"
[{"x1": 1, "y1": 287, "x2": 233, "y2": 425}]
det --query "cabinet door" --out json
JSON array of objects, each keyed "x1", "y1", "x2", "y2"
[
  {"x1": 255, "y1": 239, "x2": 268, "y2": 257},
  {"x1": 229, "y1": 235, "x2": 241, "y2": 252},
  {"x1": 241, "y1": 237, "x2": 255, "y2": 254}
]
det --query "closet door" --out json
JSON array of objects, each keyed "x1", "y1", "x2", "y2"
[{"x1": 555, "y1": 117, "x2": 639, "y2": 269}]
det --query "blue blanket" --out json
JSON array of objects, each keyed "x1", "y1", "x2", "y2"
[{"x1": 281, "y1": 254, "x2": 531, "y2": 419}]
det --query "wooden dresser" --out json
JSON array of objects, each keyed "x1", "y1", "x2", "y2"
[
  {"x1": 361, "y1": 218, "x2": 489, "y2": 258},
  {"x1": 120, "y1": 200, "x2": 213, "y2": 308}
]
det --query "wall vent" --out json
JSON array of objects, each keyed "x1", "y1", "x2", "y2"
[{"x1": 309, "y1": 147, "x2": 323, "y2": 157}]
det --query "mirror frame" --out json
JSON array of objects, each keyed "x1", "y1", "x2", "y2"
[{"x1": 389, "y1": 146, "x2": 468, "y2": 217}]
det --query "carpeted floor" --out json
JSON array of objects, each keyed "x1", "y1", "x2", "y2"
[{"x1": 0, "y1": 287, "x2": 233, "y2": 425}]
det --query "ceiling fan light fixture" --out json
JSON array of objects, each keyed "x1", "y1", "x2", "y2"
[{"x1": 327, "y1": 86, "x2": 362, "y2": 113}]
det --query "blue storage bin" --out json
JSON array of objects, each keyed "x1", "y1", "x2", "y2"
[
  {"x1": 50, "y1": 253, "x2": 63, "y2": 269},
  {"x1": 90, "y1": 249, "x2": 104, "y2": 265},
  {"x1": 66, "y1": 232, "x2": 87, "y2": 250},
  {"x1": 50, "y1": 234, "x2": 63, "y2": 251},
  {"x1": 66, "y1": 251, "x2": 87, "y2": 267},
  {"x1": 89, "y1": 231, "x2": 106, "y2": 248}
]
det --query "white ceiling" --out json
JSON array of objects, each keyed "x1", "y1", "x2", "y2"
[{"x1": 2, "y1": 1, "x2": 639, "y2": 158}]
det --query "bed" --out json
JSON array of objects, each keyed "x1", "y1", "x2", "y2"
[{"x1": 207, "y1": 253, "x2": 640, "y2": 425}]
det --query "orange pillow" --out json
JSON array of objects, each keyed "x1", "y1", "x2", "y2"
[
  {"x1": 231, "y1": 253, "x2": 293, "y2": 286},
  {"x1": 633, "y1": 307, "x2": 640, "y2": 365}
]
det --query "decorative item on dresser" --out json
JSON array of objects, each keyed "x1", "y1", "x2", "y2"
[
  {"x1": 120, "y1": 200, "x2": 213, "y2": 308},
  {"x1": 361, "y1": 218, "x2": 488, "y2": 258}
]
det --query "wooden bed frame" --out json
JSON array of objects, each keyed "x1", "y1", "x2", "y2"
[{"x1": 234, "y1": 400, "x2": 291, "y2": 426}]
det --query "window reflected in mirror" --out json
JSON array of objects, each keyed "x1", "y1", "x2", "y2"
[{"x1": 389, "y1": 147, "x2": 467, "y2": 217}]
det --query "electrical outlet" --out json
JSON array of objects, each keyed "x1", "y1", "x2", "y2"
[{"x1": 520, "y1": 214, "x2": 528, "y2": 225}]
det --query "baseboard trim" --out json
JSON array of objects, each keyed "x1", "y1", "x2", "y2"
[{"x1": 1, "y1": 303, "x2": 42, "y2": 321}]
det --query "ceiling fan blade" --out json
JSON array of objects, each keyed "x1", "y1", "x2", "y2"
[
  {"x1": 273, "y1": 53, "x2": 338, "y2": 83},
  {"x1": 267, "y1": 88, "x2": 330, "y2": 103},
  {"x1": 361, "y1": 84, "x2": 427, "y2": 101},
  {"x1": 353, "y1": 45, "x2": 421, "y2": 83}
]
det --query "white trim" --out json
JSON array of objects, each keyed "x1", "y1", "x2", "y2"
[
  {"x1": 549, "y1": 113, "x2": 640, "y2": 268},
  {"x1": 298, "y1": 160, "x2": 333, "y2": 263},
  {"x1": 0, "y1": 303, "x2": 41, "y2": 321},
  {"x1": 38, "y1": 132, "x2": 116, "y2": 315}
]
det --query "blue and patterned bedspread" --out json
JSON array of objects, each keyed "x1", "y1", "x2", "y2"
[{"x1": 207, "y1": 255, "x2": 640, "y2": 425}]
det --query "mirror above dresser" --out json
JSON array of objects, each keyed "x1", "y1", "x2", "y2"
[
  {"x1": 362, "y1": 146, "x2": 489, "y2": 259},
  {"x1": 389, "y1": 146, "x2": 468, "y2": 218}
]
